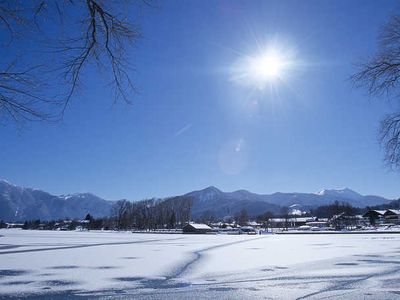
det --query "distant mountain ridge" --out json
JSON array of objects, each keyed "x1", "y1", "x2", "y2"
[
  {"x1": 0, "y1": 180, "x2": 112, "y2": 222},
  {"x1": 0, "y1": 180, "x2": 394, "y2": 221},
  {"x1": 185, "y1": 186, "x2": 392, "y2": 219}
]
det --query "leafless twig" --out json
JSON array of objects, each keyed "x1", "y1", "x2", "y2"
[
  {"x1": 353, "y1": 13, "x2": 400, "y2": 169},
  {"x1": 0, "y1": 0, "x2": 147, "y2": 125}
]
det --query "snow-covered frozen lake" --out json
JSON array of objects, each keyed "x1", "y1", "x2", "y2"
[{"x1": 1, "y1": 229, "x2": 400, "y2": 299}]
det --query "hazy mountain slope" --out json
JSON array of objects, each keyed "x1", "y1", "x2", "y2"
[
  {"x1": 0, "y1": 180, "x2": 113, "y2": 221},
  {"x1": 0, "y1": 180, "x2": 393, "y2": 221},
  {"x1": 185, "y1": 187, "x2": 282, "y2": 218},
  {"x1": 185, "y1": 186, "x2": 392, "y2": 218}
]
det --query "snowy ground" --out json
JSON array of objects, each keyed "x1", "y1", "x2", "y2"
[{"x1": 1, "y1": 229, "x2": 400, "y2": 299}]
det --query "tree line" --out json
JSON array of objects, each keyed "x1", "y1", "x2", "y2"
[
  {"x1": 111, "y1": 196, "x2": 193, "y2": 231},
  {"x1": 10, "y1": 197, "x2": 400, "y2": 231}
]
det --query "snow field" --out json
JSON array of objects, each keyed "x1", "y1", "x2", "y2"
[{"x1": 0, "y1": 229, "x2": 400, "y2": 299}]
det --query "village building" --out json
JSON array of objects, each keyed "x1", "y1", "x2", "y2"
[
  {"x1": 247, "y1": 221, "x2": 262, "y2": 228},
  {"x1": 305, "y1": 221, "x2": 329, "y2": 229},
  {"x1": 362, "y1": 210, "x2": 386, "y2": 225},
  {"x1": 270, "y1": 217, "x2": 315, "y2": 228},
  {"x1": 383, "y1": 209, "x2": 400, "y2": 224},
  {"x1": 363, "y1": 209, "x2": 400, "y2": 225},
  {"x1": 239, "y1": 226, "x2": 257, "y2": 234},
  {"x1": 182, "y1": 223, "x2": 212, "y2": 234},
  {"x1": 329, "y1": 213, "x2": 365, "y2": 230},
  {"x1": 6, "y1": 223, "x2": 24, "y2": 229}
]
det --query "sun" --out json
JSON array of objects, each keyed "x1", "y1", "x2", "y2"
[
  {"x1": 250, "y1": 52, "x2": 284, "y2": 80},
  {"x1": 230, "y1": 45, "x2": 296, "y2": 89}
]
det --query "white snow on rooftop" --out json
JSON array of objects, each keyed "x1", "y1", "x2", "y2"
[{"x1": 187, "y1": 223, "x2": 212, "y2": 229}]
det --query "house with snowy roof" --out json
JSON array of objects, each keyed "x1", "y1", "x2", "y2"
[
  {"x1": 363, "y1": 210, "x2": 386, "y2": 225},
  {"x1": 383, "y1": 209, "x2": 400, "y2": 224},
  {"x1": 182, "y1": 223, "x2": 212, "y2": 234},
  {"x1": 363, "y1": 209, "x2": 400, "y2": 225}
]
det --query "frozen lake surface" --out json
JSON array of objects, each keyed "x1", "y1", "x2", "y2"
[{"x1": 1, "y1": 229, "x2": 400, "y2": 299}]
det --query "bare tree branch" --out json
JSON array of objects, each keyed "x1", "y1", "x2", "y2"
[
  {"x1": 57, "y1": 0, "x2": 141, "y2": 115},
  {"x1": 0, "y1": 0, "x2": 147, "y2": 125},
  {"x1": 353, "y1": 13, "x2": 400, "y2": 169},
  {"x1": 0, "y1": 62, "x2": 54, "y2": 123},
  {"x1": 380, "y1": 113, "x2": 400, "y2": 169}
]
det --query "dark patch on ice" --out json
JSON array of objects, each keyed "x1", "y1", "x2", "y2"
[
  {"x1": 143, "y1": 279, "x2": 190, "y2": 289},
  {"x1": 274, "y1": 266, "x2": 288, "y2": 269},
  {"x1": 205, "y1": 279, "x2": 217, "y2": 282},
  {"x1": 43, "y1": 280, "x2": 79, "y2": 286},
  {"x1": 0, "y1": 244, "x2": 21, "y2": 250},
  {"x1": 383, "y1": 279, "x2": 400, "y2": 287},
  {"x1": 262, "y1": 268, "x2": 275, "y2": 272},
  {"x1": 247, "y1": 247, "x2": 262, "y2": 250},
  {"x1": 48, "y1": 265, "x2": 80, "y2": 270},
  {"x1": 12, "y1": 289, "x2": 84, "y2": 299},
  {"x1": 120, "y1": 256, "x2": 139, "y2": 260},
  {"x1": 270, "y1": 281, "x2": 307, "y2": 288},
  {"x1": 90, "y1": 266, "x2": 119, "y2": 270},
  {"x1": 358, "y1": 259, "x2": 400, "y2": 265},
  {"x1": 0, "y1": 237, "x2": 184, "y2": 255},
  {"x1": 295, "y1": 266, "x2": 400, "y2": 300},
  {"x1": 267, "y1": 275, "x2": 344, "y2": 281},
  {"x1": 152, "y1": 249, "x2": 161, "y2": 251},
  {"x1": 112, "y1": 289, "x2": 127, "y2": 295},
  {"x1": 390, "y1": 291, "x2": 400, "y2": 295},
  {"x1": 169, "y1": 236, "x2": 265, "y2": 279},
  {"x1": 39, "y1": 273, "x2": 55, "y2": 277},
  {"x1": 0, "y1": 269, "x2": 29, "y2": 277},
  {"x1": 114, "y1": 277, "x2": 190, "y2": 289},
  {"x1": 208, "y1": 287, "x2": 237, "y2": 292},
  {"x1": 354, "y1": 254, "x2": 380, "y2": 258},
  {"x1": 311, "y1": 243, "x2": 332, "y2": 246},
  {"x1": 246, "y1": 287, "x2": 260, "y2": 291},
  {"x1": 114, "y1": 276, "x2": 144, "y2": 282},
  {"x1": 6, "y1": 280, "x2": 33, "y2": 285},
  {"x1": 335, "y1": 262, "x2": 359, "y2": 266}
]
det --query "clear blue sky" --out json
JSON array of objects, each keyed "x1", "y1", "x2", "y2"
[{"x1": 1, "y1": 0, "x2": 400, "y2": 200}]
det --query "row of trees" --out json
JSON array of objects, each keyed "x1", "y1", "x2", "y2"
[
  {"x1": 14, "y1": 198, "x2": 400, "y2": 231},
  {"x1": 310, "y1": 201, "x2": 361, "y2": 219},
  {"x1": 111, "y1": 196, "x2": 193, "y2": 231},
  {"x1": 368, "y1": 198, "x2": 400, "y2": 211},
  {"x1": 114, "y1": 199, "x2": 362, "y2": 231},
  {"x1": 0, "y1": 220, "x2": 7, "y2": 228},
  {"x1": 17, "y1": 216, "x2": 113, "y2": 231}
]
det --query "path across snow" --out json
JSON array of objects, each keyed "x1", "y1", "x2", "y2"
[{"x1": 0, "y1": 229, "x2": 399, "y2": 299}]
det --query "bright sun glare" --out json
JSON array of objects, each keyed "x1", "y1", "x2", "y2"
[
  {"x1": 250, "y1": 52, "x2": 284, "y2": 80},
  {"x1": 230, "y1": 44, "x2": 297, "y2": 89}
]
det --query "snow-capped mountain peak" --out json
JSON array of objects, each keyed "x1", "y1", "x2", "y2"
[{"x1": 315, "y1": 188, "x2": 362, "y2": 200}]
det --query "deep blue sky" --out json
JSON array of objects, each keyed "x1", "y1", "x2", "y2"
[{"x1": 1, "y1": 0, "x2": 400, "y2": 200}]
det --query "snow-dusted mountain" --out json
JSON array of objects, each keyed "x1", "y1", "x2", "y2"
[
  {"x1": 0, "y1": 180, "x2": 393, "y2": 221},
  {"x1": 185, "y1": 186, "x2": 282, "y2": 218},
  {"x1": 0, "y1": 180, "x2": 112, "y2": 222},
  {"x1": 185, "y1": 186, "x2": 392, "y2": 219},
  {"x1": 315, "y1": 188, "x2": 363, "y2": 200}
]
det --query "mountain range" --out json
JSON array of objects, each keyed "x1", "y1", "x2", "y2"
[
  {"x1": 0, "y1": 179, "x2": 394, "y2": 222},
  {"x1": 185, "y1": 186, "x2": 392, "y2": 218},
  {"x1": 0, "y1": 180, "x2": 112, "y2": 222}
]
